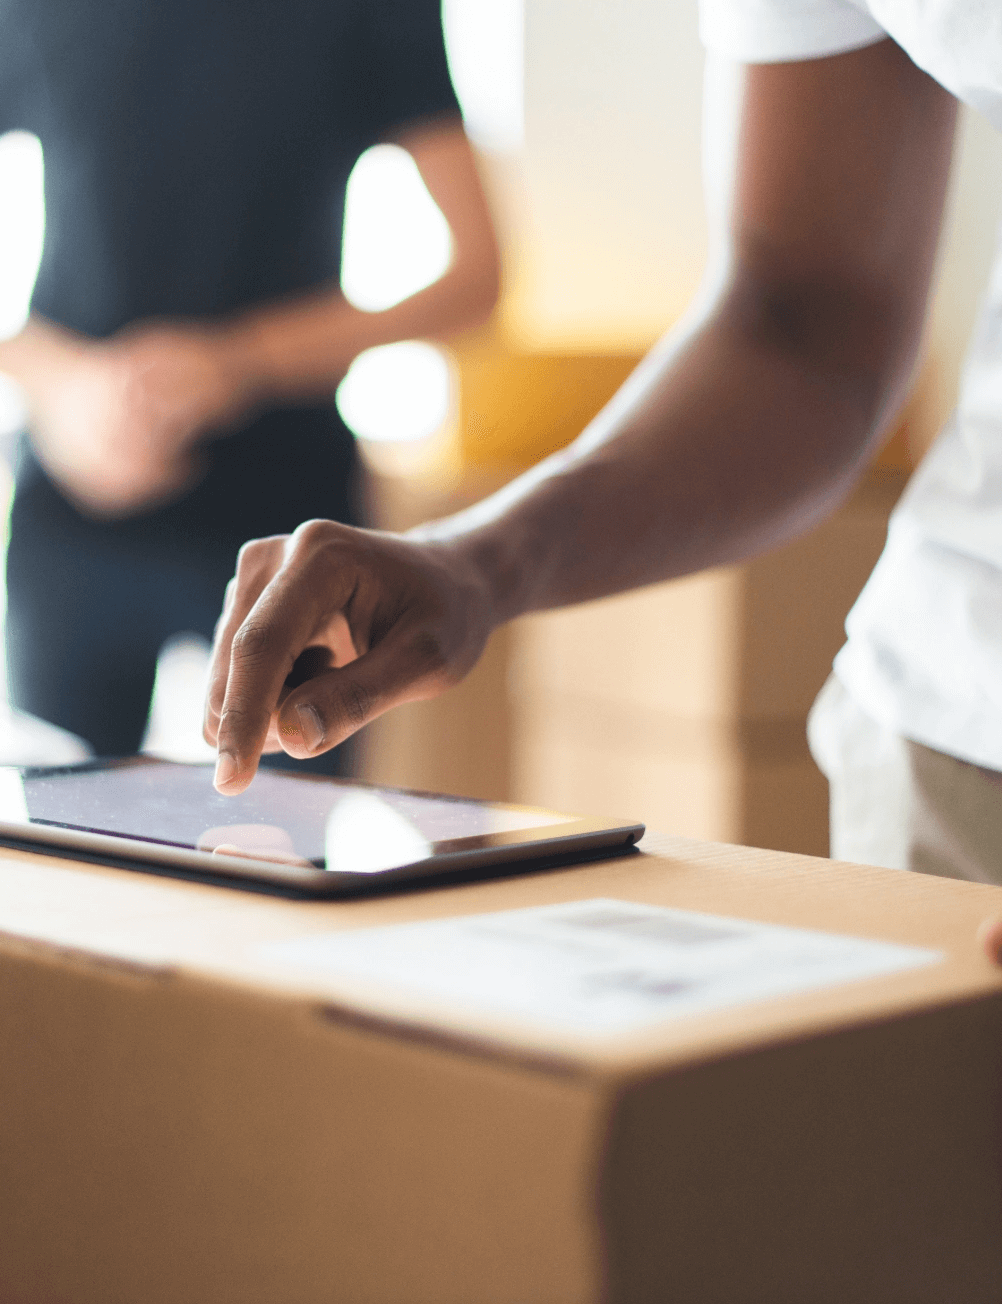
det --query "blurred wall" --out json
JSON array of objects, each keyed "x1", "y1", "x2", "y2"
[
  {"x1": 911, "y1": 107, "x2": 1002, "y2": 459},
  {"x1": 515, "y1": 0, "x2": 1002, "y2": 372},
  {"x1": 510, "y1": 0, "x2": 705, "y2": 349}
]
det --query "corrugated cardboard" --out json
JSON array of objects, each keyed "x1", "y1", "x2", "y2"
[{"x1": 2, "y1": 831, "x2": 1002, "y2": 1303}]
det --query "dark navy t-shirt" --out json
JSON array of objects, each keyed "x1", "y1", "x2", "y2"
[{"x1": 0, "y1": 0, "x2": 461, "y2": 548}]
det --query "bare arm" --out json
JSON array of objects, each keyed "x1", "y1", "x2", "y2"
[
  {"x1": 0, "y1": 120, "x2": 500, "y2": 517},
  {"x1": 444, "y1": 39, "x2": 956, "y2": 615},
  {"x1": 206, "y1": 39, "x2": 959, "y2": 793}
]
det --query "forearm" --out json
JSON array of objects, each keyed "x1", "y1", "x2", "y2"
[
  {"x1": 422, "y1": 40, "x2": 955, "y2": 631},
  {"x1": 0, "y1": 315, "x2": 84, "y2": 394},
  {"x1": 425, "y1": 286, "x2": 914, "y2": 626},
  {"x1": 225, "y1": 256, "x2": 499, "y2": 407}
]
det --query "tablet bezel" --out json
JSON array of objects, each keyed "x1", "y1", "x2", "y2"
[{"x1": 0, "y1": 758, "x2": 645, "y2": 897}]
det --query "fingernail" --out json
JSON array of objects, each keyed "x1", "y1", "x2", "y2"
[
  {"x1": 296, "y1": 703, "x2": 324, "y2": 752},
  {"x1": 214, "y1": 751, "x2": 239, "y2": 791}
]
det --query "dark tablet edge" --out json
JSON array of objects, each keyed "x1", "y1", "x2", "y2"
[{"x1": 0, "y1": 828, "x2": 644, "y2": 900}]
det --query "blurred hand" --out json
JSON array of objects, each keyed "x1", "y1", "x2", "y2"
[
  {"x1": 204, "y1": 519, "x2": 494, "y2": 795},
  {"x1": 978, "y1": 917, "x2": 1002, "y2": 965},
  {"x1": 24, "y1": 318, "x2": 254, "y2": 517}
]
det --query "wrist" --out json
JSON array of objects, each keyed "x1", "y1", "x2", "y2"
[
  {"x1": 461, "y1": 524, "x2": 539, "y2": 627},
  {"x1": 413, "y1": 520, "x2": 535, "y2": 633}
]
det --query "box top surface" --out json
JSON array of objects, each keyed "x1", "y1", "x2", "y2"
[{"x1": 3, "y1": 831, "x2": 1001, "y2": 1078}]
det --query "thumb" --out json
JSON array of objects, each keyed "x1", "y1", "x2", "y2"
[{"x1": 275, "y1": 628, "x2": 450, "y2": 758}]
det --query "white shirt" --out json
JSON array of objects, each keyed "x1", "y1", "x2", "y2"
[{"x1": 700, "y1": 0, "x2": 1002, "y2": 770}]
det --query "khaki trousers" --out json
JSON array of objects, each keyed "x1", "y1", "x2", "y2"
[
  {"x1": 808, "y1": 675, "x2": 1002, "y2": 886},
  {"x1": 904, "y1": 740, "x2": 1002, "y2": 886}
]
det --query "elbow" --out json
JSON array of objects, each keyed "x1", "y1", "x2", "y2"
[{"x1": 725, "y1": 265, "x2": 924, "y2": 450}]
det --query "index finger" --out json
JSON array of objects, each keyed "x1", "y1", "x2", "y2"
[
  {"x1": 204, "y1": 537, "x2": 285, "y2": 748},
  {"x1": 213, "y1": 576, "x2": 321, "y2": 795}
]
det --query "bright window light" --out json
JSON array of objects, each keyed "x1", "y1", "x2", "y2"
[
  {"x1": 0, "y1": 131, "x2": 44, "y2": 437},
  {"x1": 0, "y1": 131, "x2": 44, "y2": 336},
  {"x1": 336, "y1": 340, "x2": 451, "y2": 444},
  {"x1": 443, "y1": 0, "x2": 524, "y2": 152},
  {"x1": 341, "y1": 144, "x2": 452, "y2": 313}
]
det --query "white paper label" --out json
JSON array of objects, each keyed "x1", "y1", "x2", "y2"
[{"x1": 261, "y1": 898, "x2": 942, "y2": 1036}]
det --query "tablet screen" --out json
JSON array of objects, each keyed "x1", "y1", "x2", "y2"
[{"x1": 0, "y1": 759, "x2": 574, "y2": 874}]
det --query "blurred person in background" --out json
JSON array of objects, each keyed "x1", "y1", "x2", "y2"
[
  {"x1": 0, "y1": 0, "x2": 500, "y2": 771},
  {"x1": 205, "y1": 0, "x2": 1002, "y2": 947}
]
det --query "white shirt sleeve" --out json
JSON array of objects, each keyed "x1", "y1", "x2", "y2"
[{"x1": 699, "y1": 0, "x2": 886, "y2": 64}]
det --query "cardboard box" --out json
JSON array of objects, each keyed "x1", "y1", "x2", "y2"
[{"x1": 2, "y1": 831, "x2": 1002, "y2": 1303}]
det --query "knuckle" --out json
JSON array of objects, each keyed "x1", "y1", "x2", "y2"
[
  {"x1": 230, "y1": 621, "x2": 276, "y2": 663},
  {"x1": 234, "y1": 538, "x2": 263, "y2": 571},
  {"x1": 235, "y1": 534, "x2": 284, "y2": 578},
  {"x1": 289, "y1": 519, "x2": 359, "y2": 576},
  {"x1": 291, "y1": 517, "x2": 338, "y2": 549}
]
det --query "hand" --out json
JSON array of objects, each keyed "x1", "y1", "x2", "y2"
[
  {"x1": 978, "y1": 917, "x2": 1002, "y2": 965},
  {"x1": 203, "y1": 519, "x2": 495, "y2": 794},
  {"x1": 23, "y1": 318, "x2": 255, "y2": 517}
]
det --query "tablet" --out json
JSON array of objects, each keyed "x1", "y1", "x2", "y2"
[{"x1": 0, "y1": 757, "x2": 645, "y2": 896}]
